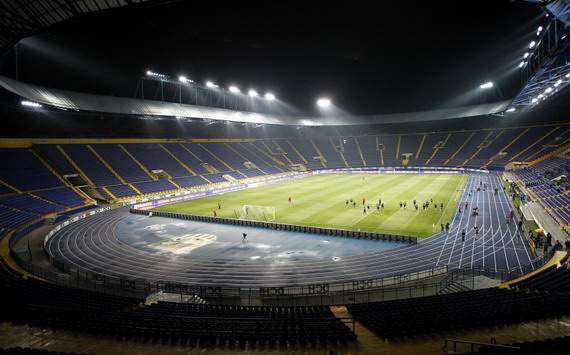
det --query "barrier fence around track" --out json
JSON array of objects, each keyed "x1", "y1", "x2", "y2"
[
  {"x1": 12, "y1": 245, "x2": 451, "y2": 305},
  {"x1": 130, "y1": 208, "x2": 418, "y2": 245}
]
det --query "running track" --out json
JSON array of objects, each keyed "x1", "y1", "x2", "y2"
[{"x1": 45, "y1": 174, "x2": 536, "y2": 287}]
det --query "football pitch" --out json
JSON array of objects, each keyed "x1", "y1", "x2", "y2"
[{"x1": 153, "y1": 173, "x2": 468, "y2": 237}]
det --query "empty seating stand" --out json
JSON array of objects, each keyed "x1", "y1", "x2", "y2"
[
  {"x1": 0, "y1": 205, "x2": 38, "y2": 229},
  {"x1": 513, "y1": 156, "x2": 570, "y2": 230},
  {"x1": 61, "y1": 145, "x2": 120, "y2": 187},
  {"x1": 0, "y1": 149, "x2": 62, "y2": 190},
  {"x1": 0, "y1": 194, "x2": 63, "y2": 214},
  {"x1": 106, "y1": 184, "x2": 138, "y2": 198},
  {"x1": 33, "y1": 187, "x2": 84, "y2": 207},
  {"x1": 134, "y1": 179, "x2": 176, "y2": 194},
  {"x1": 0, "y1": 256, "x2": 355, "y2": 345},
  {"x1": 347, "y1": 288, "x2": 570, "y2": 338},
  {"x1": 91, "y1": 144, "x2": 150, "y2": 183}
]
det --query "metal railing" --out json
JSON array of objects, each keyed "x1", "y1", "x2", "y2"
[
  {"x1": 12, "y1": 247, "x2": 449, "y2": 305},
  {"x1": 132, "y1": 208, "x2": 418, "y2": 244},
  {"x1": 443, "y1": 338, "x2": 520, "y2": 354}
]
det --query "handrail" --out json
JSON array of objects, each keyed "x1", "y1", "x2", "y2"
[{"x1": 443, "y1": 338, "x2": 520, "y2": 354}]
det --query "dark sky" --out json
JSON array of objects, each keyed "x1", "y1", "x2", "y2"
[{"x1": 0, "y1": 0, "x2": 545, "y2": 115}]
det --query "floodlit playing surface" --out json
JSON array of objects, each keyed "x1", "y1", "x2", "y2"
[
  {"x1": 154, "y1": 173, "x2": 468, "y2": 237},
  {"x1": 46, "y1": 173, "x2": 536, "y2": 287},
  {"x1": 116, "y1": 217, "x2": 402, "y2": 261}
]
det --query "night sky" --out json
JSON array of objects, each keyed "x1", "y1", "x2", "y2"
[{"x1": 0, "y1": 0, "x2": 546, "y2": 115}]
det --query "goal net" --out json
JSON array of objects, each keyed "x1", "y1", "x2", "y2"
[{"x1": 238, "y1": 205, "x2": 276, "y2": 222}]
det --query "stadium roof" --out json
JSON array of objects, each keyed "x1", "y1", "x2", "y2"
[
  {"x1": 0, "y1": 75, "x2": 510, "y2": 126},
  {"x1": 0, "y1": 0, "x2": 159, "y2": 50}
]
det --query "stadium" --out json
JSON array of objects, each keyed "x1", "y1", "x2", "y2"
[{"x1": 0, "y1": 1, "x2": 570, "y2": 354}]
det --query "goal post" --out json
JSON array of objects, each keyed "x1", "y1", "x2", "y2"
[{"x1": 239, "y1": 205, "x2": 276, "y2": 222}]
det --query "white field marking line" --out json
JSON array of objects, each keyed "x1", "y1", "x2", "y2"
[
  {"x1": 55, "y1": 206, "x2": 504, "y2": 286},
  {"x1": 53, "y1": 186, "x2": 520, "y2": 286},
  {"x1": 346, "y1": 177, "x2": 401, "y2": 227},
  {"x1": 348, "y1": 174, "x2": 427, "y2": 229},
  {"x1": 60, "y1": 207, "x2": 430, "y2": 282},
  {"x1": 451, "y1": 175, "x2": 479, "y2": 266},
  {"x1": 486, "y1": 176, "x2": 498, "y2": 273},
  {"x1": 493, "y1": 176, "x2": 511, "y2": 271},
  {"x1": 508, "y1": 181, "x2": 534, "y2": 268},
  {"x1": 96, "y1": 203, "x2": 506, "y2": 284},
  {"x1": 484, "y1": 176, "x2": 498, "y2": 272},
  {"x1": 437, "y1": 175, "x2": 473, "y2": 266},
  {"x1": 467, "y1": 227, "x2": 510, "y2": 268},
  {"x1": 496, "y1": 178, "x2": 527, "y2": 271},
  {"x1": 481, "y1": 177, "x2": 490, "y2": 271},
  {"x1": 375, "y1": 176, "x2": 452, "y2": 232},
  {"x1": 284, "y1": 174, "x2": 374, "y2": 221},
  {"x1": 467, "y1": 178, "x2": 485, "y2": 267},
  {"x1": 450, "y1": 177, "x2": 475, "y2": 268},
  {"x1": 436, "y1": 174, "x2": 466, "y2": 228},
  {"x1": 451, "y1": 224, "x2": 504, "y2": 268},
  {"x1": 477, "y1": 176, "x2": 491, "y2": 271}
]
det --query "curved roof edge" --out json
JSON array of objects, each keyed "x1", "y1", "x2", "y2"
[{"x1": 0, "y1": 75, "x2": 510, "y2": 126}]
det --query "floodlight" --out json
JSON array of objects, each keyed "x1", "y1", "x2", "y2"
[
  {"x1": 479, "y1": 82, "x2": 493, "y2": 89},
  {"x1": 248, "y1": 89, "x2": 259, "y2": 97},
  {"x1": 264, "y1": 92, "x2": 275, "y2": 100},
  {"x1": 538, "y1": 94, "x2": 544, "y2": 98},
  {"x1": 317, "y1": 97, "x2": 331, "y2": 108},
  {"x1": 554, "y1": 80, "x2": 562, "y2": 87},
  {"x1": 538, "y1": 26, "x2": 543, "y2": 32},
  {"x1": 146, "y1": 70, "x2": 167, "y2": 79},
  {"x1": 544, "y1": 87, "x2": 553, "y2": 93},
  {"x1": 506, "y1": 108, "x2": 516, "y2": 113},
  {"x1": 566, "y1": 73, "x2": 570, "y2": 78},
  {"x1": 523, "y1": 52, "x2": 529, "y2": 59},
  {"x1": 229, "y1": 86, "x2": 240, "y2": 93},
  {"x1": 529, "y1": 41, "x2": 536, "y2": 48},
  {"x1": 519, "y1": 61, "x2": 526, "y2": 68},
  {"x1": 21, "y1": 100, "x2": 42, "y2": 108},
  {"x1": 179, "y1": 76, "x2": 192, "y2": 83},
  {"x1": 532, "y1": 98, "x2": 538, "y2": 103},
  {"x1": 206, "y1": 81, "x2": 219, "y2": 88}
]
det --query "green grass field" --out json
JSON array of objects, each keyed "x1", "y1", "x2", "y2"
[{"x1": 153, "y1": 173, "x2": 467, "y2": 237}]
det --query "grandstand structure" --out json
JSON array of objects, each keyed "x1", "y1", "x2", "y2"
[{"x1": 2, "y1": 1, "x2": 570, "y2": 355}]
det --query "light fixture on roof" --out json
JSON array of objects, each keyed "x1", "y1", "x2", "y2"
[
  {"x1": 519, "y1": 61, "x2": 526, "y2": 68},
  {"x1": 506, "y1": 108, "x2": 516, "y2": 113},
  {"x1": 566, "y1": 73, "x2": 570, "y2": 78},
  {"x1": 538, "y1": 94, "x2": 544, "y2": 98},
  {"x1": 479, "y1": 82, "x2": 494, "y2": 89},
  {"x1": 544, "y1": 87, "x2": 553, "y2": 93},
  {"x1": 146, "y1": 70, "x2": 167, "y2": 79},
  {"x1": 532, "y1": 98, "x2": 538, "y2": 103},
  {"x1": 248, "y1": 89, "x2": 259, "y2": 97},
  {"x1": 178, "y1": 76, "x2": 193, "y2": 83},
  {"x1": 264, "y1": 92, "x2": 275, "y2": 100},
  {"x1": 21, "y1": 100, "x2": 42, "y2": 108},
  {"x1": 206, "y1": 81, "x2": 219, "y2": 88},
  {"x1": 554, "y1": 80, "x2": 562, "y2": 87},
  {"x1": 523, "y1": 52, "x2": 529, "y2": 59},
  {"x1": 317, "y1": 97, "x2": 332, "y2": 108},
  {"x1": 229, "y1": 85, "x2": 240, "y2": 93},
  {"x1": 529, "y1": 41, "x2": 536, "y2": 49}
]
